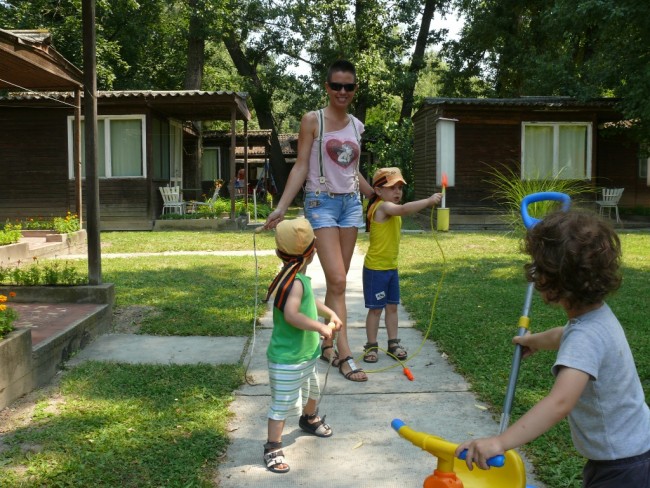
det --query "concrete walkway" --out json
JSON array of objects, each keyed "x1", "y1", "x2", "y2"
[{"x1": 68, "y1": 248, "x2": 544, "y2": 488}]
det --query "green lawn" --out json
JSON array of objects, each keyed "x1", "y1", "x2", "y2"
[{"x1": 1, "y1": 226, "x2": 648, "y2": 487}]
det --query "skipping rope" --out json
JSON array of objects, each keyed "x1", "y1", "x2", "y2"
[{"x1": 244, "y1": 206, "x2": 447, "y2": 387}]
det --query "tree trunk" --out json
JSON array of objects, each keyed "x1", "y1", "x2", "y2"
[
  {"x1": 400, "y1": 0, "x2": 437, "y2": 122},
  {"x1": 184, "y1": 0, "x2": 205, "y2": 90},
  {"x1": 223, "y1": 33, "x2": 290, "y2": 194}
]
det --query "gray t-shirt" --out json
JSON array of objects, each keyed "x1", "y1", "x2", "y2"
[{"x1": 552, "y1": 303, "x2": 650, "y2": 460}]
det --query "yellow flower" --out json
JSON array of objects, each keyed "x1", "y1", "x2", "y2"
[
  {"x1": 0, "y1": 305, "x2": 6, "y2": 312},
  {"x1": 0, "y1": 295, "x2": 6, "y2": 303}
]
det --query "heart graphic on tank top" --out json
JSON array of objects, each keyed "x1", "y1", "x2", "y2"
[{"x1": 325, "y1": 139, "x2": 359, "y2": 168}]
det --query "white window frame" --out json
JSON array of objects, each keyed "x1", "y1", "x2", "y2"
[
  {"x1": 67, "y1": 114, "x2": 147, "y2": 179},
  {"x1": 521, "y1": 122, "x2": 592, "y2": 180}
]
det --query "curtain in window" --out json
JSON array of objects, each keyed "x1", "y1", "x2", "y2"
[
  {"x1": 201, "y1": 148, "x2": 220, "y2": 180},
  {"x1": 559, "y1": 126, "x2": 586, "y2": 179},
  {"x1": 523, "y1": 126, "x2": 553, "y2": 179},
  {"x1": 110, "y1": 119, "x2": 142, "y2": 176}
]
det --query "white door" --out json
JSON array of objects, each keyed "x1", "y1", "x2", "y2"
[{"x1": 170, "y1": 120, "x2": 183, "y2": 187}]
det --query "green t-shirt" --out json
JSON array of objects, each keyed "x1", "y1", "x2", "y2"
[{"x1": 267, "y1": 273, "x2": 320, "y2": 364}]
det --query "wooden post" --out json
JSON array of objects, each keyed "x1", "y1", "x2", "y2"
[
  {"x1": 230, "y1": 108, "x2": 236, "y2": 219},
  {"x1": 73, "y1": 88, "x2": 82, "y2": 225},
  {"x1": 82, "y1": 0, "x2": 102, "y2": 284}
]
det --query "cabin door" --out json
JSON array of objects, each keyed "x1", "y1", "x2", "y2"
[{"x1": 170, "y1": 120, "x2": 183, "y2": 187}]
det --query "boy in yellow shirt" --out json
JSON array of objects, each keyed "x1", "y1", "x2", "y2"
[{"x1": 362, "y1": 168, "x2": 442, "y2": 364}]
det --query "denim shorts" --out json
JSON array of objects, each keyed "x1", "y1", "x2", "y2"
[
  {"x1": 303, "y1": 191, "x2": 363, "y2": 230},
  {"x1": 363, "y1": 267, "x2": 400, "y2": 309}
]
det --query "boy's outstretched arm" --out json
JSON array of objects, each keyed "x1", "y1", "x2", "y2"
[
  {"x1": 283, "y1": 281, "x2": 337, "y2": 340},
  {"x1": 454, "y1": 366, "x2": 589, "y2": 470},
  {"x1": 380, "y1": 193, "x2": 442, "y2": 218},
  {"x1": 514, "y1": 326, "x2": 564, "y2": 358}
]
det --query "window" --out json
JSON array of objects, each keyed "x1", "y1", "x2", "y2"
[
  {"x1": 201, "y1": 148, "x2": 221, "y2": 181},
  {"x1": 521, "y1": 122, "x2": 592, "y2": 180},
  {"x1": 68, "y1": 115, "x2": 146, "y2": 178}
]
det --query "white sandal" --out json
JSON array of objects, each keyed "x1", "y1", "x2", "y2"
[{"x1": 263, "y1": 443, "x2": 290, "y2": 473}]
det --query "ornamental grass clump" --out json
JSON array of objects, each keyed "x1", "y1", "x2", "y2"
[
  {"x1": 484, "y1": 164, "x2": 593, "y2": 234},
  {"x1": 0, "y1": 291, "x2": 17, "y2": 340}
]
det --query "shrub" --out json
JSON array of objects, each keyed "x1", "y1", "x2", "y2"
[
  {"x1": 0, "y1": 222, "x2": 22, "y2": 246},
  {"x1": 0, "y1": 292, "x2": 18, "y2": 340},
  {"x1": 0, "y1": 259, "x2": 87, "y2": 286}
]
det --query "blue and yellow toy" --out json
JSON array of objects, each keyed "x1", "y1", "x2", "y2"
[{"x1": 391, "y1": 419, "x2": 531, "y2": 488}]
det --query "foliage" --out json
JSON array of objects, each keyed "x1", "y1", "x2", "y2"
[
  {"x1": 484, "y1": 164, "x2": 594, "y2": 234},
  {"x1": 0, "y1": 259, "x2": 87, "y2": 286},
  {"x1": 0, "y1": 291, "x2": 17, "y2": 340},
  {"x1": 16, "y1": 213, "x2": 81, "y2": 234},
  {"x1": 0, "y1": 222, "x2": 22, "y2": 246},
  {"x1": 441, "y1": 0, "x2": 650, "y2": 144},
  {"x1": 365, "y1": 120, "x2": 415, "y2": 201}
]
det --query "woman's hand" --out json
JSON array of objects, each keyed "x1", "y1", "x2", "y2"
[{"x1": 264, "y1": 208, "x2": 286, "y2": 230}]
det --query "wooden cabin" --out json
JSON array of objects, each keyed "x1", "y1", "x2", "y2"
[
  {"x1": 412, "y1": 97, "x2": 649, "y2": 216},
  {"x1": 0, "y1": 90, "x2": 250, "y2": 230}
]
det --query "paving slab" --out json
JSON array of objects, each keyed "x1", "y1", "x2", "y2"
[
  {"x1": 218, "y1": 252, "x2": 545, "y2": 488},
  {"x1": 66, "y1": 334, "x2": 246, "y2": 366}
]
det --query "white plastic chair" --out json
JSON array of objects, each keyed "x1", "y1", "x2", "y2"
[
  {"x1": 159, "y1": 186, "x2": 186, "y2": 215},
  {"x1": 596, "y1": 188, "x2": 624, "y2": 223},
  {"x1": 187, "y1": 186, "x2": 220, "y2": 213}
]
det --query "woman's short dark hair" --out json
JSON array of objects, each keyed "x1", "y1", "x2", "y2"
[
  {"x1": 522, "y1": 209, "x2": 622, "y2": 307},
  {"x1": 327, "y1": 59, "x2": 357, "y2": 83}
]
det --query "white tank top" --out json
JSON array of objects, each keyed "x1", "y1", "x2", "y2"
[{"x1": 305, "y1": 111, "x2": 364, "y2": 194}]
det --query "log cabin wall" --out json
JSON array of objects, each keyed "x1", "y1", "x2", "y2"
[
  {"x1": 412, "y1": 99, "x2": 649, "y2": 213},
  {"x1": 0, "y1": 106, "x2": 72, "y2": 221},
  {"x1": 0, "y1": 103, "x2": 154, "y2": 230}
]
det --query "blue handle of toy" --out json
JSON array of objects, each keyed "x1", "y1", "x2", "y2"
[
  {"x1": 520, "y1": 192, "x2": 571, "y2": 229},
  {"x1": 458, "y1": 449, "x2": 506, "y2": 468},
  {"x1": 391, "y1": 418, "x2": 406, "y2": 431}
]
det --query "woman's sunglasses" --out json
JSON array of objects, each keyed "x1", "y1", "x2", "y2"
[{"x1": 327, "y1": 82, "x2": 357, "y2": 92}]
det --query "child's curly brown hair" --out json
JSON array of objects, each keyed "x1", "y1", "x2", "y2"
[{"x1": 522, "y1": 209, "x2": 622, "y2": 308}]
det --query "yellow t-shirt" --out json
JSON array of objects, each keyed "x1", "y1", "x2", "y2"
[{"x1": 364, "y1": 201, "x2": 401, "y2": 270}]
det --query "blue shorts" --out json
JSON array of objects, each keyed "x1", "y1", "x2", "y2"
[
  {"x1": 363, "y1": 267, "x2": 400, "y2": 309},
  {"x1": 303, "y1": 192, "x2": 363, "y2": 230}
]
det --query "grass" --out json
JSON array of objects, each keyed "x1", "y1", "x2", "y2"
[
  {"x1": 1, "y1": 223, "x2": 648, "y2": 487},
  {"x1": 359, "y1": 227, "x2": 650, "y2": 488}
]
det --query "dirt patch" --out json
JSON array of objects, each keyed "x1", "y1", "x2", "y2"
[{"x1": 111, "y1": 305, "x2": 160, "y2": 334}]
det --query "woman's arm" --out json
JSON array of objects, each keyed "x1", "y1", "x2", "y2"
[{"x1": 264, "y1": 112, "x2": 317, "y2": 229}]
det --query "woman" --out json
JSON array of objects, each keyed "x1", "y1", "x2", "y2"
[{"x1": 264, "y1": 59, "x2": 373, "y2": 382}]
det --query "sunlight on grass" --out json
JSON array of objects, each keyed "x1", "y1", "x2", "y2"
[{"x1": 396, "y1": 230, "x2": 650, "y2": 488}]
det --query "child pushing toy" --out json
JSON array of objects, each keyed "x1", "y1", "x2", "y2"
[
  {"x1": 263, "y1": 218, "x2": 342, "y2": 474},
  {"x1": 362, "y1": 167, "x2": 442, "y2": 364},
  {"x1": 455, "y1": 209, "x2": 650, "y2": 487}
]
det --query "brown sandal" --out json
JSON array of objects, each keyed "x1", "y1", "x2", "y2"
[
  {"x1": 319, "y1": 345, "x2": 339, "y2": 365},
  {"x1": 363, "y1": 342, "x2": 379, "y2": 363},
  {"x1": 338, "y1": 356, "x2": 368, "y2": 382},
  {"x1": 387, "y1": 338, "x2": 407, "y2": 361}
]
